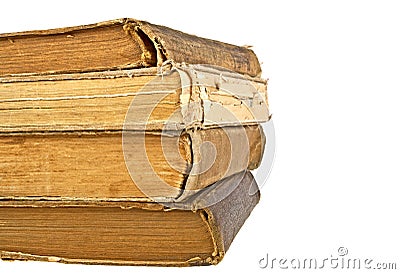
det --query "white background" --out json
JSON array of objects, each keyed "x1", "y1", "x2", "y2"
[{"x1": 1, "y1": 1, "x2": 400, "y2": 273}]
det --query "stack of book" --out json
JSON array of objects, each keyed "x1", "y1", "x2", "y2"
[{"x1": 0, "y1": 18, "x2": 269, "y2": 266}]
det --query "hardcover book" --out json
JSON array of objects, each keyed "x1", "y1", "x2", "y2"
[
  {"x1": 0, "y1": 19, "x2": 269, "y2": 266},
  {"x1": 0, "y1": 171, "x2": 260, "y2": 266}
]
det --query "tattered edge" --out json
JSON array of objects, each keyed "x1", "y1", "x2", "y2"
[{"x1": 0, "y1": 251, "x2": 209, "y2": 267}]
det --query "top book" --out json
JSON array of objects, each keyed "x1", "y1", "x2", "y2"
[{"x1": 0, "y1": 18, "x2": 261, "y2": 77}]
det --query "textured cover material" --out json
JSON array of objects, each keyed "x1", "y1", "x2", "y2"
[
  {"x1": 175, "y1": 170, "x2": 261, "y2": 260},
  {"x1": 133, "y1": 19, "x2": 262, "y2": 77},
  {"x1": 0, "y1": 171, "x2": 260, "y2": 266}
]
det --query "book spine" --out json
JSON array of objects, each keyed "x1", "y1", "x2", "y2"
[
  {"x1": 177, "y1": 125, "x2": 265, "y2": 201},
  {"x1": 196, "y1": 171, "x2": 261, "y2": 264},
  {"x1": 129, "y1": 19, "x2": 262, "y2": 77}
]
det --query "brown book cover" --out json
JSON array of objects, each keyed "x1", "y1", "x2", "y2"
[
  {"x1": 0, "y1": 171, "x2": 260, "y2": 266},
  {"x1": 0, "y1": 18, "x2": 261, "y2": 77}
]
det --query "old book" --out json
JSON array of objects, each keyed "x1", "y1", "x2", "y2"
[
  {"x1": 0, "y1": 63, "x2": 268, "y2": 201},
  {"x1": 0, "y1": 171, "x2": 260, "y2": 266},
  {"x1": 0, "y1": 18, "x2": 261, "y2": 77},
  {"x1": 0, "y1": 64, "x2": 268, "y2": 132},
  {"x1": 0, "y1": 125, "x2": 264, "y2": 200}
]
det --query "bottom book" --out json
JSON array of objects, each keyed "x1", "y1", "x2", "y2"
[{"x1": 0, "y1": 171, "x2": 259, "y2": 266}]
